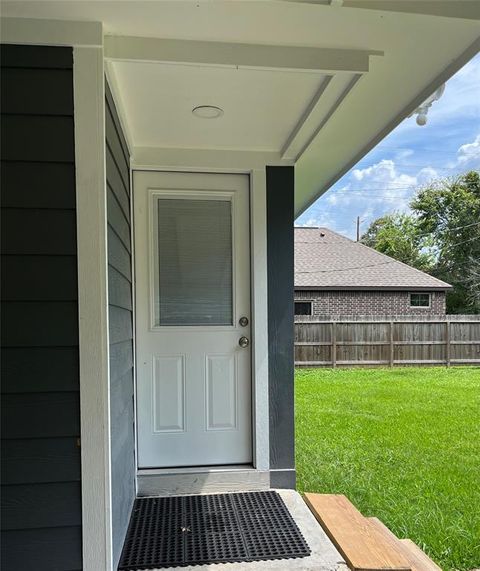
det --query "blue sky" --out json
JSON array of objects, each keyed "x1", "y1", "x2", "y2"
[{"x1": 295, "y1": 53, "x2": 480, "y2": 239}]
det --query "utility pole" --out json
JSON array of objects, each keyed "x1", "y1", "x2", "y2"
[{"x1": 356, "y1": 216, "x2": 361, "y2": 241}]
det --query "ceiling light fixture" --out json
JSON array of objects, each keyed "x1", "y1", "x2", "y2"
[{"x1": 192, "y1": 105, "x2": 224, "y2": 119}]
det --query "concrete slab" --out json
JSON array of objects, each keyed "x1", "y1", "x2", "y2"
[{"x1": 157, "y1": 489, "x2": 347, "y2": 571}]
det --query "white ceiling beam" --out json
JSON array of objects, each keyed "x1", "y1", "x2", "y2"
[
  {"x1": 0, "y1": 17, "x2": 103, "y2": 47},
  {"x1": 105, "y1": 36, "x2": 380, "y2": 73},
  {"x1": 281, "y1": 75, "x2": 333, "y2": 159},
  {"x1": 132, "y1": 147, "x2": 293, "y2": 171},
  {"x1": 293, "y1": 73, "x2": 362, "y2": 161}
]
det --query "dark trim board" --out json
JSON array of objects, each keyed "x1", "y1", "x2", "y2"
[
  {"x1": 266, "y1": 166, "x2": 296, "y2": 489},
  {"x1": 0, "y1": 43, "x2": 82, "y2": 571}
]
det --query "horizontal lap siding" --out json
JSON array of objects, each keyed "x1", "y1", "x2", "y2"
[
  {"x1": 105, "y1": 81, "x2": 136, "y2": 568},
  {"x1": 0, "y1": 45, "x2": 82, "y2": 571}
]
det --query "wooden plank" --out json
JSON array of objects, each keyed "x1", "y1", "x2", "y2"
[
  {"x1": 336, "y1": 341, "x2": 390, "y2": 346},
  {"x1": 1, "y1": 482, "x2": 81, "y2": 530},
  {"x1": 0, "y1": 44, "x2": 73, "y2": 69},
  {"x1": 1, "y1": 209, "x2": 77, "y2": 255},
  {"x1": 368, "y1": 518, "x2": 441, "y2": 571},
  {"x1": 1, "y1": 526, "x2": 82, "y2": 571},
  {"x1": 1, "y1": 393, "x2": 80, "y2": 439},
  {"x1": 332, "y1": 322, "x2": 337, "y2": 368},
  {"x1": 1, "y1": 162, "x2": 76, "y2": 209},
  {"x1": 1, "y1": 67, "x2": 73, "y2": 116},
  {"x1": 389, "y1": 321, "x2": 394, "y2": 367},
  {"x1": 295, "y1": 361, "x2": 332, "y2": 366},
  {"x1": 400, "y1": 540, "x2": 442, "y2": 571},
  {"x1": 1, "y1": 256, "x2": 78, "y2": 301},
  {"x1": 337, "y1": 360, "x2": 390, "y2": 365},
  {"x1": 295, "y1": 341, "x2": 332, "y2": 346},
  {"x1": 1, "y1": 437, "x2": 80, "y2": 485},
  {"x1": 304, "y1": 494, "x2": 411, "y2": 571},
  {"x1": 445, "y1": 321, "x2": 451, "y2": 366},
  {"x1": 1, "y1": 301, "x2": 79, "y2": 347},
  {"x1": 1, "y1": 347, "x2": 79, "y2": 393},
  {"x1": 1, "y1": 115, "x2": 74, "y2": 162},
  {"x1": 394, "y1": 341, "x2": 446, "y2": 346},
  {"x1": 394, "y1": 359, "x2": 444, "y2": 365}
]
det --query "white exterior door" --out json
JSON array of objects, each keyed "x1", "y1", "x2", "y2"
[{"x1": 134, "y1": 171, "x2": 252, "y2": 468}]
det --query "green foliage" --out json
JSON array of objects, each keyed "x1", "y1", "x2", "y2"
[
  {"x1": 361, "y1": 212, "x2": 434, "y2": 272},
  {"x1": 361, "y1": 171, "x2": 480, "y2": 313},
  {"x1": 295, "y1": 366, "x2": 480, "y2": 571},
  {"x1": 412, "y1": 171, "x2": 480, "y2": 313}
]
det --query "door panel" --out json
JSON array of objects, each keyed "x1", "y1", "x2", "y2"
[{"x1": 134, "y1": 171, "x2": 252, "y2": 468}]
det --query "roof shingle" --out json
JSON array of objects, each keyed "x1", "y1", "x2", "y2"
[{"x1": 295, "y1": 227, "x2": 451, "y2": 290}]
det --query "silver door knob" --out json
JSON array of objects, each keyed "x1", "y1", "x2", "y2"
[{"x1": 239, "y1": 336, "x2": 249, "y2": 348}]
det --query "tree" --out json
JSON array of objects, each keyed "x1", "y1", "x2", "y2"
[
  {"x1": 411, "y1": 171, "x2": 480, "y2": 313},
  {"x1": 361, "y1": 212, "x2": 434, "y2": 272},
  {"x1": 361, "y1": 171, "x2": 480, "y2": 314}
]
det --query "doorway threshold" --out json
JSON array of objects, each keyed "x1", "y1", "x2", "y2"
[{"x1": 137, "y1": 466, "x2": 269, "y2": 497}]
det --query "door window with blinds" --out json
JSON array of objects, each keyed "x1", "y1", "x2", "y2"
[{"x1": 151, "y1": 192, "x2": 234, "y2": 327}]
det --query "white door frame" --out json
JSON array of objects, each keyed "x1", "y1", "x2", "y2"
[{"x1": 131, "y1": 165, "x2": 270, "y2": 474}]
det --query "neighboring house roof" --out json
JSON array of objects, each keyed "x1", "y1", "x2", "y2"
[{"x1": 295, "y1": 227, "x2": 452, "y2": 291}]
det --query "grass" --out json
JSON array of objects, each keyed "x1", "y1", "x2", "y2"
[{"x1": 295, "y1": 366, "x2": 480, "y2": 571}]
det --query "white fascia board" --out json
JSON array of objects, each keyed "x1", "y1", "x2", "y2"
[
  {"x1": 0, "y1": 17, "x2": 103, "y2": 47},
  {"x1": 132, "y1": 147, "x2": 294, "y2": 172},
  {"x1": 105, "y1": 35, "x2": 378, "y2": 73},
  {"x1": 295, "y1": 35, "x2": 480, "y2": 217}
]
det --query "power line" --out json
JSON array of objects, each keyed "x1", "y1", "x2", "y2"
[{"x1": 295, "y1": 260, "x2": 394, "y2": 275}]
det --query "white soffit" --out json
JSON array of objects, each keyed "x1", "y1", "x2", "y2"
[
  {"x1": 109, "y1": 61, "x2": 330, "y2": 152},
  {"x1": 3, "y1": 1, "x2": 479, "y2": 211}
]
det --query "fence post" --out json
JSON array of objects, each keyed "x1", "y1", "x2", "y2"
[
  {"x1": 331, "y1": 321, "x2": 337, "y2": 368},
  {"x1": 389, "y1": 321, "x2": 394, "y2": 367},
  {"x1": 446, "y1": 320, "x2": 451, "y2": 367}
]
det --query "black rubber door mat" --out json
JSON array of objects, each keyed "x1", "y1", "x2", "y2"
[{"x1": 118, "y1": 490, "x2": 311, "y2": 570}]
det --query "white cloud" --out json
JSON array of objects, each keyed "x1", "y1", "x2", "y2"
[{"x1": 457, "y1": 134, "x2": 480, "y2": 165}]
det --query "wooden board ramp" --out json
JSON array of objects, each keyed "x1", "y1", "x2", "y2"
[
  {"x1": 368, "y1": 519, "x2": 442, "y2": 571},
  {"x1": 303, "y1": 493, "x2": 411, "y2": 571}
]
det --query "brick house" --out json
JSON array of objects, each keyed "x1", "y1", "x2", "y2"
[{"x1": 295, "y1": 227, "x2": 452, "y2": 317}]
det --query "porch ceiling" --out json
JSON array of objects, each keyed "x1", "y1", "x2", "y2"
[{"x1": 3, "y1": 1, "x2": 479, "y2": 215}]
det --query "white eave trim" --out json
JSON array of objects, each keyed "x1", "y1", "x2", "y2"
[
  {"x1": 132, "y1": 147, "x2": 294, "y2": 171},
  {"x1": 295, "y1": 35, "x2": 480, "y2": 216},
  {"x1": 0, "y1": 17, "x2": 103, "y2": 47},
  {"x1": 104, "y1": 35, "x2": 380, "y2": 73}
]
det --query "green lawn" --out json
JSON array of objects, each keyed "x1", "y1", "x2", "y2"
[{"x1": 295, "y1": 367, "x2": 480, "y2": 571}]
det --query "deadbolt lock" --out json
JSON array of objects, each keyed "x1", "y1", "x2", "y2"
[{"x1": 239, "y1": 316, "x2": 249, "y2": 327}]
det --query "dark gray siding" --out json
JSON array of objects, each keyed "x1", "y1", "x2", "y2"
[
  {"x1": 266, "y1": 166, "x2": 296, "y2": 489},
  {"x1": 0, "y1": 45, "x2": 82, "y2": 570},
  {"x1": 106, "y1": 81, "x2": 135, "y2": 568}
]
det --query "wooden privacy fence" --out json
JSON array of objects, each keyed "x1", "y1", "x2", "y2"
[{"x1": 295, "y1": 317, "x2": 480, "y2": 367}]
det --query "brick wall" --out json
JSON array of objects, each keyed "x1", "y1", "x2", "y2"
[{"x1": 295, "y1": 290, "x2": 446, "y2": 316}]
